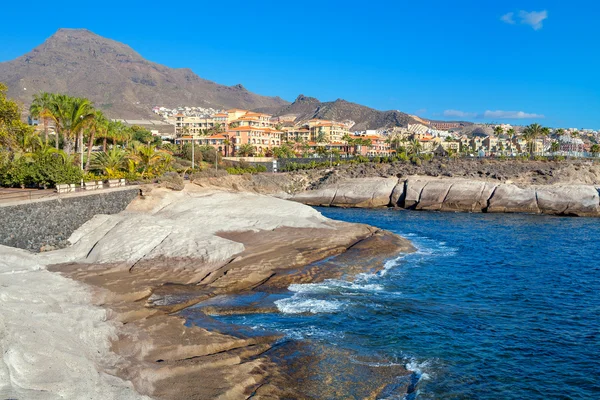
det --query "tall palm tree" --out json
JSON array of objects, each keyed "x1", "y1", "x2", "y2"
[
  {"x1": 29, "y1": 92, "x2": 54, "y2": 146},
  {"x1": 408, "y1": 139, "x2": 422, "y2": 157},
  {"x1": 493, "y1": 126, "x2": 504, "y2": 136},
  {"x1": 84, "y1": 111, "x2": 108, "y2": 171},
  {"x1": 541, "y1": 127, "x2": 550, "y2": 156},
  {"x1": 48, "y1": 95, "x2": 95, "y2": 155},
  {"x1": 522, "y1": 123, "x2": 544, "y2": 157}
]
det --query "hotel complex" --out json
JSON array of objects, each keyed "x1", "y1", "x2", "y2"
[{"x1": 166, "y1": 107, "x2": 592, "y2": 158}]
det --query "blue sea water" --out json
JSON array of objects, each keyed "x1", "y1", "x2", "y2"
[{"x1": 212, "y1": 209, "x2": 600, "y2": 399}]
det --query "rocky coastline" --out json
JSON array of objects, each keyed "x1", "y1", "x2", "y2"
[
  {"x1": 0, "y1": 184, "x2": 414, "y2": 399},
  {"x1": 290, "y1": 176, "x2": 600, "y2": 217}
]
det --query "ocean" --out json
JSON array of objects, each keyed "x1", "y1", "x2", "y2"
[{"x1": 192, "y1": 209, "x2": 600, "y2": 399}]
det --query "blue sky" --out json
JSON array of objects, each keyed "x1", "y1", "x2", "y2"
[{"x1": 1, "y1": 0, "x2": 598, "y2": 128}]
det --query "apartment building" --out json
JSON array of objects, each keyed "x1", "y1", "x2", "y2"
[
  {"x1": 174, "y1": 114, "x2": 222, "y2": 136},
  {"x1": 308, "y1": 120, "x2": 350, "y2": 143},
  {"x1": 282, "y1": 127, "x2": 311, "y2": 143},
  {"x1": 229, "y1": 126, "x2": 282, "y2": 154}
]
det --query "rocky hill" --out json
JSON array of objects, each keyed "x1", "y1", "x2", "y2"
[
  {"x1": 256, "y1": 95, "x2": 420, "y2": 130},
  {"x1": 0, "y1": 29, "x2": 288, "y2": 119}
]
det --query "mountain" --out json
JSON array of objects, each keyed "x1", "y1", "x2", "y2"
[
  {"x1": 0, "y1": 28, "x2": 288, "y2": 119},
  {"x1": 257, "y1": 95, "x2": 420, "y2": 131}
]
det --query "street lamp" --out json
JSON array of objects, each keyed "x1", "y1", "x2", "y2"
[{"x1": 80, "y1": 115, "x2": 84, "y2": 189}]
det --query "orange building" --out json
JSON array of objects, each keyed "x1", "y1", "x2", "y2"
[{"x1": 229, "y1": 126, "x2": 282, "y2": 154}]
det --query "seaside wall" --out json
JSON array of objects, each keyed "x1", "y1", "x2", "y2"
[
  {"x1": 291, "y1": 177, "x2": 600, "y2": 217},
  {"x1": 0, "y1": 187, "x2": 140, "y2": 251}
]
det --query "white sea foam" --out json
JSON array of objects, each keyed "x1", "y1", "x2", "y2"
[
  {"x1": 405, "y1": 358, "x2": 432, "y2": 382},
  {"x1": 275, "y1": 296, "x2": 344, "y2": 314},
  {"x1": 288, "y1": 280, "x2": 384, "y2": 294}
]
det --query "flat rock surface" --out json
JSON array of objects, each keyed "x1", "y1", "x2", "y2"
[{"x1": 17, "y1": 184, "x2": 414, "y2": 400}]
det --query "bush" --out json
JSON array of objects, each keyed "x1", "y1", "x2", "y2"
[
  {"x1": 158, "y1": 171, "x2": 185, "y2": 191},
  {"x1": 189, "y1": 168, "x2": 228, "y2": 181},
  {"x1": 226, "y1": 164, "x2": 267, "y2": 175},
  {"x1": 372, "y1": 156, "x2": 381, "y2": 164},
  {"x1": 0, "y1": 151, "x2": 84, "y2": 188}
]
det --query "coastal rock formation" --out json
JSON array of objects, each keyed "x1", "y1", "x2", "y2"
[
  {"x1": 292, "y1": 176, "x2": 600, "y2": 217},
  {"x1": 487, "y1": 185, "x2": 539, "y2": 214},
  {"x1": 441, "y1": 181, "x2": 496, "y2": 212},
  {"x1": 536, "y1": 185, "x2": 600, "y2": 216},
  {"x1": 1, "y1": 184, "x2": 413, "y2": 400},
  {"x1": 292, "y1": 177, "x2": 398, "y2": 207}
]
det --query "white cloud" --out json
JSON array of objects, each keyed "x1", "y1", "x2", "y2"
[
  {"x1": 501, "y1": 10, "x2": 548, "y2": 30},
  {"x1": 518, "y1": 10, "x2": 548, "y2": 30},
  {"x1": 443, "y1": 109, "x2": 476, "y2": 118},
  {"x1": 482, "y1": 110, "x2": 545, "y2": 119},
  {"x1": 500, "y1": 12, "x2": 516, "y2": 24}
]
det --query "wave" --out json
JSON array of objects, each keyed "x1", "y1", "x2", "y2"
[{"x1": 275, "y1": 296, "x2": 345, "y2": 314}]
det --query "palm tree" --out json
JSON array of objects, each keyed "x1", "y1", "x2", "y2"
[
  {"x1": 408, "y1": 139, "x2": 422, "y2": 157},
  {"x1": 223, "y1": 138, "x2": 232, "y2": 157},
  {"x1": 48, "y1": 95, "x2": 95, "y2": 155},
  {"x1": 493, "y1": 126, "x2": 504, "y2": 136},
  {"x1": 84, "y1": 111, "x2": 108, "y2": 171},
  {"x1": 29, "y1": 92, "x2": 54, "y2": 146},
  {"x1": 127, "y1": 144, "x2": 169, "y2": 177},
  {"x1": 550, "y1": 141, "x2": 560, "y2": 155},
  {"x1": 316, "y1": 127, "x2": 327, "y2": 144},
  {"x1": 92, "y1": 147, "x2": 126, "y2": 176},
  {"x1": 238, "y1": 143, "x2": 255, "y2": 157},
  {"x1": 541, "y1": 127, "x2": 550, "y2": 156},
  {"x1": 342, "y1": 133, "x2": 354, "y2": 155},
  {"x1": 522, "y1": 123, "x2": 544, "y2": 157}
]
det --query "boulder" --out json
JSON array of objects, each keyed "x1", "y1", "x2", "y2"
[
  {"x1": 331, "y1": 177, "x2": 397, "y2": 207},
  {"x1": 403, "y1": 179, "x2": 431, "y2": 209},
  {"x1": 417, "y1": 180, "x2": 454, "y2": 211},
  {"x1": 487, "y1": 184, "x2": 540, "y2": 213},
  {"x1": 440, "y1": 180, "x2": 485, "y2": 212},
  {"x1": 291, "y1": 186, "x2": 337, "y2": 206},
  {"x1": 390, "y1": 181, "x2": 406, "y2": 207},
  {"x1": 536, "y1": 185, "x2": 600, "y2": 216}
]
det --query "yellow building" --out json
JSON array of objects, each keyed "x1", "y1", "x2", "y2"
[
  {"x1": 282, "y1": 127, "x2": 311, "y2": 143},
  {"x1": 174, "y1": 114, "x2": 223, "y2": 136},
  {"x1": 308, "y1": 120, "x2": 350, "y2": 143}
]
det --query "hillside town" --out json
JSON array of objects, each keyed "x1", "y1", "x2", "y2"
[{"x1": 149, "y1": 106, "x2": 600, "y2": 159}]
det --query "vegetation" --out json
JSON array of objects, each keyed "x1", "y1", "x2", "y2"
[
  {"x1": 1, "y1": 87, "x2": 176, "y2": 188},
  {"x1": 226, "y1": 165, "x2": 267, "y2": 175}
]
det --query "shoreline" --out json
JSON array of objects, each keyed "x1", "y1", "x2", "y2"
[
  {"x1": 290, "y1": 175, "x2": 600, "y2": 217},
  {"x1": 1, "y1": 184, "x2": 414, "y2": 399}
]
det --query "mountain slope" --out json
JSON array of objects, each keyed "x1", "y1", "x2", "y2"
[
  {"x1": 0, "y1": 28, "x2": 288, "y2": 119},
  {"x1": 260, "y1": 95, "x2": 419, "y2": 130}
]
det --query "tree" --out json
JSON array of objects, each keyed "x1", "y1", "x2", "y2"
[
  {"x1": 550, "y1": 141, "x2": 560, "y2": 154},
  {"x1": 91, "y1": 147, "x2": 126, "y2": 176},
  {"x1": 29, "y1": 92, "x2": 54, "y2": 146},
  {"x1": 408, "y1": 139, "x2": 422, "y2": 157},
  {"x1": 493, "y1": 126, "x2": 504, "y2": 136},
  {"x1": 507, "y1": 128, "x2": 516, "y2": 140},
  {"x1": 316, "y1": 127, "x2": 327, "y2": 144},
  {"x1": 238, "y1": 143, "x2": 255, "y2": 157},
  {"x1": 591, "y1": 144, "x2": 600, "y2": 157},
  {"x1": 127, "y1": 144, "x2": 171, "y2": 177},
  {"x1": 522, "y1": 123, "x2": 544, "y2": 157},
  {"x1": 273, "y1": 144, "x2": 295, "y2": 159},
  {"x1": 0, "y1": 83, "x2": 32, "y2": 150},
  {"x1": 84, "y1": 111, "x2": 108, "y2": 171}
]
